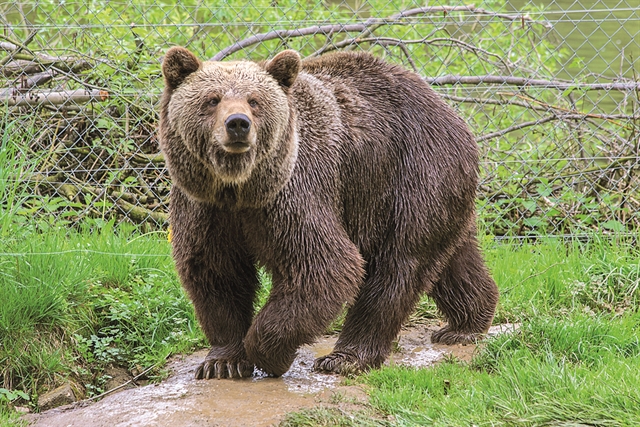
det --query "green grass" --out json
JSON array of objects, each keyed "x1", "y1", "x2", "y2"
[
  {"x1": 285, "y1": 236, "x2": 640, "y2": 427},
  {"x1": 280, "y1": 407, "x2": 390, "y2": 427},
  {"x1": 0, "y1": 220, "x2": 204, "y2": 421},
  {"x1": 362, "y1": 313, "x2": 640, "y2": 426}
]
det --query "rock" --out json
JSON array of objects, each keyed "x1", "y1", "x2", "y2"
[
  {"x1": 104, "y1": 366, "x2": 134, "y2": 392},
  {"x1": 38, "y1": 384, "x2": 76, "y2": 411}
]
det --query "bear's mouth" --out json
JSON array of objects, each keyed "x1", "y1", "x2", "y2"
[
  {"x1": 222, "y1": 141, "x2": 252, "y2": 154},
  {"x1": 209, "y1": 144, "x2": 257, "y2": 184}
]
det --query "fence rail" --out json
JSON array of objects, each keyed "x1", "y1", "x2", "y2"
[{"x1": 1, "y1": 0, "x2": 638, "y2": 237}]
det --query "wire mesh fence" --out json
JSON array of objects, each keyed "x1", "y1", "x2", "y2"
[{"x1": 1, "y1": 0, "x2": 638, "y2": 237}]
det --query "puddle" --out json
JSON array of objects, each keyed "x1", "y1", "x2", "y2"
[
  {"x1": 25, "y1": 324, "x2": 519, "y2": 427},
  {"x1": 278, "y1": 337, "x2": 341, "y2": 393}
]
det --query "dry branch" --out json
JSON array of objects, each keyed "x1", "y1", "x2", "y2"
[
  {"x1": 0, "y1": 89, "x2": 108, "y2": 106},
  {"x1": 20, "y1": 71, "x2": 54, "y2": 89},
  {"x1": 477, "y1": 115, "x2": 558, "y2": 142},
  {"x1": 426, "y1": 75, "x2": 640, "y2": 91},
  {"x1": 212, "y1": 5, "x2": 536, "y2": 61},
  {"x1": 442, "y1": 94, "x2": 640, "y2": 122},
  {"x1": 2, "y1": 59, "x2": 42, "y2": 76}
]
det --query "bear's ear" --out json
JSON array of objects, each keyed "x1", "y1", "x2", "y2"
[
  {"x1": 162, "y1": 46, "x2": 202, "y2": 90},
  {"x1": 265, "y1": 50, "x2": 301, "y2": 90}
]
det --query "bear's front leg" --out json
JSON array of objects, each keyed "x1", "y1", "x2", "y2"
[
  {"x1": 243, "y1": 214, "x2": 365, "y2": 376},
  {"x1": 170, "y1": 188, "x2": 259, "y2": 379}
]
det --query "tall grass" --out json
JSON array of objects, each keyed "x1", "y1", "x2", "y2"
[
  {"x1": 0, "y1": 118, "x2": 38, "y2": 237},
  {"x1": 487, "y1": 236, "x2": 640, "y2": 321},
  {"x1": 0, "y1": 221, "x2": 205, "y2": 413}
]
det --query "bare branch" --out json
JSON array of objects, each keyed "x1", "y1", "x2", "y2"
[
  {"x1": 309, "y1": 26, "x2": 439, "y2": 57},
  {"x1": 475, "y1": 113, "x2": 604, "y2": 143},
  {"x1": 441, "y1": 93, "x2": 550, "y2": 111},
  {"x1": 441, "y1": 94, "x2": 640, "y2": 121},
  {"x1": 477, "y1": 115, "x2": 558, "y2": 143},
  {"x1": 2, "y1": 60, "x2": 43, "y2": 76},
  {"x1": 212, "y1": 23, "x2": 377, "y2": 61},
  {"x1": 21, "y1": 71, "x2": 55, "y2": 89},
  {"x1": 426, "y1": 75, "x2": 640, "y2": 91},
  {"x1": 312, "y1": 35, "x2": 511, "y2": 71},
  {"x1": 396, "y1": 43, "x2": 418, "y2": 72},
  {"x1": 476, "y1": 112, "x2": 637, "y2": 144},
  {"x1": 212, "y1": 5, "x2": 536, "y2": 61}
]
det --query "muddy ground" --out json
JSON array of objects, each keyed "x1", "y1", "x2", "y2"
[{"x1": 25, "y1": 324, "x2": 515, "y2": 427}]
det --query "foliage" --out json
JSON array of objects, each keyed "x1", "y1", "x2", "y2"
[{"x1": 1, "y1": 0, "x2": 635, "y2": 234}]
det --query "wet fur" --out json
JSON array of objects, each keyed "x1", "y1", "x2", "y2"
[{"x1": 159, "y1": 47, "x2": 498, "y2": 377}]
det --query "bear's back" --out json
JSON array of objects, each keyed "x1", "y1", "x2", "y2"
[
  {"x1": 298, "y1": 51, "x2": 476, "y2": 166},
  {"x1": 289, "y1": 52, "x2": 479, "y2": 256}
]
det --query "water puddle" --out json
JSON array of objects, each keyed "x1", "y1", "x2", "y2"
[
  {"x1": 25, "y1": 323, "x2": 518, "y2": 427},
  {"x1": 278, "y1": 337, "x2": 341, "y2": 393}
]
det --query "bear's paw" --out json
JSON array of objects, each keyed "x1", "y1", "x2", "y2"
[
  {"x1": 195, "y1": 349, "x2": 254, "y2": 379},
  {"x1": 430, "y1": 325, "x2": 483, "y2": 345},
  {"x1": 313, "y1": 351, "x2": 365, "y2": 376}
]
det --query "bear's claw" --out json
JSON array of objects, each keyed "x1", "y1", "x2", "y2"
[
  {"x1": 195, "y1": 358, "x2": 254, "y2": 379},
  {"x1": 431, "y1": 326, "x2": 483, "y2": 345},
  {"x1": 313, "y1": 351, "x2": 363, "y2": 376}
]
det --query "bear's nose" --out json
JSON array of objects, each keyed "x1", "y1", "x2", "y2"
[{"x1": 225, "y1": 114, "x2": 252, "y2": 140}]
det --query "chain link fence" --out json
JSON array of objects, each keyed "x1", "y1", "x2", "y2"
[{"x1": 1, "y1": 0, "x2": 638, "y2": 237}]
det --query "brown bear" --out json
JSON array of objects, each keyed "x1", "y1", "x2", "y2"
[{"x1": 159, "y1": 46, "x2": 498, "y2": 379}]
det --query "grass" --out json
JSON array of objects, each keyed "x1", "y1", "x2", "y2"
[
  {"x1": 362, "y1": 313, "x2": 640, "y2": 426},
  {"x1": 285, "y1": 236, "x2": 640, "y2": 427},
  {"x1": 0, "y1": 220, "x2": 205, "y2": 422},
  {"x1": 280, "y1": 407, "x2": 391, "y2": 427}
]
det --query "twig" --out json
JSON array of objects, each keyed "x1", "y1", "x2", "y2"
[
  {"x1": 477, "y1": 114, "x2": 558, "y2": 142},
  {"x1": 83, "y1": 364, "x2": 156, "y2": 403},
  {"x1": 308, "y1": 35, "x2": 513, "y2": 74},
  {"x1": 309, "y1": 24, "x2": 445, "y2": 58},
  {"x1": 441, "y1": 93, "x2": 549, "y2": 111},
  {"x1": 481, "y1": 155, "x2": 640, "y2": 201},
  {"x1": 396, "y1": 43, "x2": 418, "y2": 72}
]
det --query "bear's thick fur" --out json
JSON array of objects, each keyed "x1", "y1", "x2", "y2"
[{"x1": 159, "y1": 47, "x2": 498, "y2": 378}]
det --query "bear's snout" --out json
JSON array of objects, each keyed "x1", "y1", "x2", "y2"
[
  {"x1": 223, "y1": 114, "x2": 253, "y2": 153},
  {"x1": 225, "y1": 114, "x2": 251, "y2": 138}
]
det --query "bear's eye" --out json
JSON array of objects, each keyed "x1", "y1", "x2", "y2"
[
  {"x1": 208, "y1": 97, "x2": 220, "y2": 107},
  {"x1": 249, "y1": 99, "x2": 259, "y2": 108}
]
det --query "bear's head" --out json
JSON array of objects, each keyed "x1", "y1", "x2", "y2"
[{"x1": 159, "y1": 47, "x2": 301, "y2": 206}]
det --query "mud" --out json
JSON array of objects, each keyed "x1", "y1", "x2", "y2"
[{"x1": 25, "y1": 324, "x2": 517, "y2": 427}]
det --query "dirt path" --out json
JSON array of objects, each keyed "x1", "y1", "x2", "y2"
[{"x1": 25, "y1": 324, "x2": 514, "y2": 427}]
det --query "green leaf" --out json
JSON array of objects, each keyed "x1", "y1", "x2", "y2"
[
  {"x1": 524, "y1": 217, "x2": 546, "y2": 228},
  {"x1": 522, "y1": 200, "x2": 537, "y2": 213},
  {"x1": 601, "y1": 220, "x2": 626, "y2": 232}
]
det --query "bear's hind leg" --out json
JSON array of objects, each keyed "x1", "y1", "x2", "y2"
[
  {"x1": 314, "y1": 254, "x2": 424, "y2": 374},
  {"x1": 429, "y1": 234, "x2": 498, "y2": 345}
]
